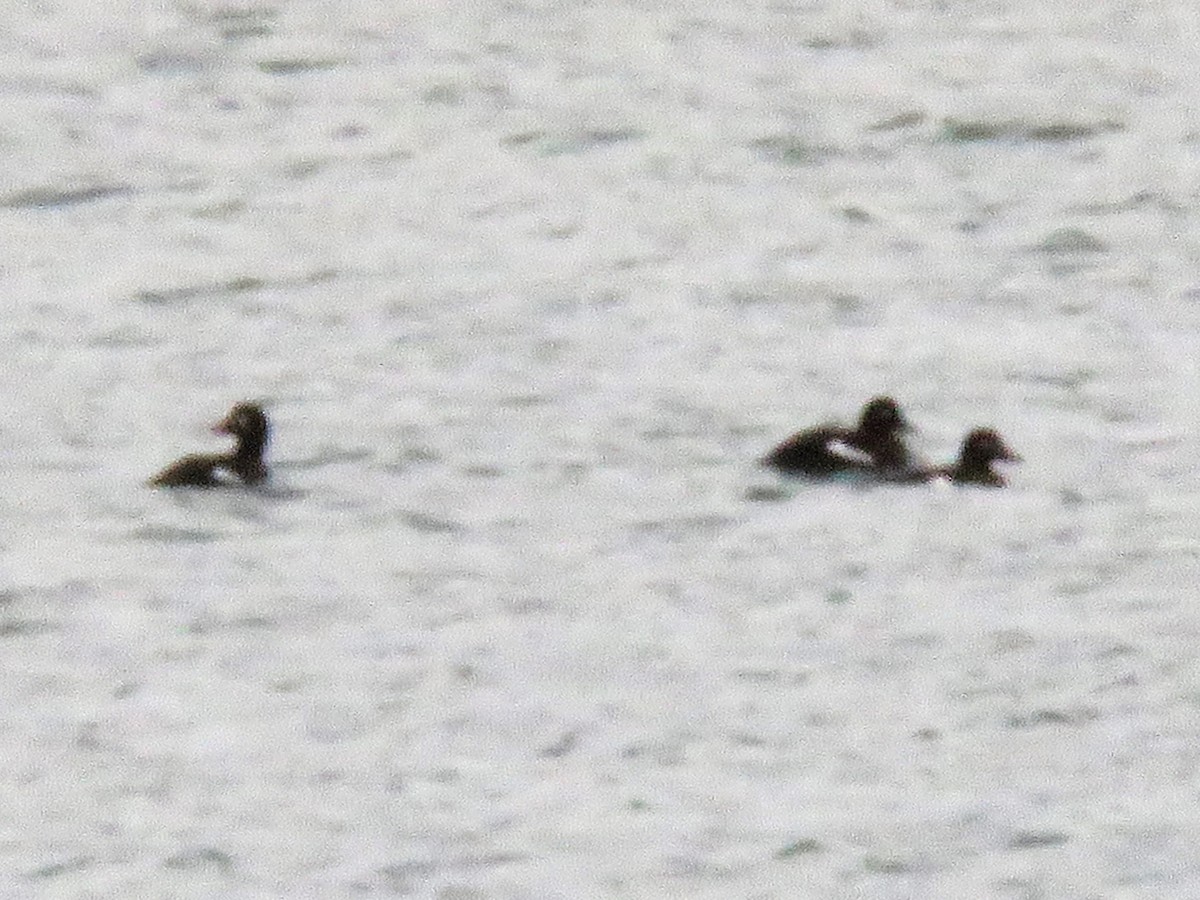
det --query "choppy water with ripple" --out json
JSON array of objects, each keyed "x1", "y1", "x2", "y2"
[{"x1": 3, "y1": 1, "x2": 1200, "y2": 897}]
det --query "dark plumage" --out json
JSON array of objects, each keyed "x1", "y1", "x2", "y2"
[
  {"x1": 764, "y1": 396, "x2": 913, "y2": 477},
  {"x1": 918, "y1": 427, "x2": 1020, "y2": 487},
  {"x1": 149, "y1": 402, "x2": 270, "y2": 488}
]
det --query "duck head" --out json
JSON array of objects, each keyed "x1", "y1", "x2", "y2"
[
  {"x1": 213, "y1": 402, "x2": 269, "y2": 453},
  {"x1": 857, "y1": 396, "x2": 910, "y2": 438}
]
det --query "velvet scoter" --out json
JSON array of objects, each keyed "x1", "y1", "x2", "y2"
[
  {"x1": 764, "y1": 396, "x2": 913, "y2": 477},
  {"x1": 917, "y1": 427, "x2": 1020, "y2": 487},
  {"x1": 149, "y1": 402, "x2": 270, "y2": 488}
]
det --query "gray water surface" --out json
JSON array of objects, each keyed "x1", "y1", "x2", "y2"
[{"x1": 3, "y1": 1, "x2": 1200, "y2": 897}]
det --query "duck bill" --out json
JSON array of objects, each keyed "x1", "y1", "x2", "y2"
[
  {"x1": 1001, "y1": 446, "x2": 1022, "y2": 463},
  {"x1": 212, "y1": 415, "x2": 234, "y2": 436}
]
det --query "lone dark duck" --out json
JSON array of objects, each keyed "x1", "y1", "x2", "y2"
[
  {"x1": 764, "y1": 396, "x2": 913, "y2": 478},
  {"x1": 150, "y1": 402, "x2": 270, "y2": 488},
  {"x1": 915, "y1": 427, "x2": 1021, "y2": 487}
]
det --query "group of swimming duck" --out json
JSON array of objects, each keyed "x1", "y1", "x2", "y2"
[
  {"x1": 149, "y1": 397, "x2": 1020, "y2": 489},
  {"x1": 762, "y1": 396, "x2": 1020, "y2": 487}
]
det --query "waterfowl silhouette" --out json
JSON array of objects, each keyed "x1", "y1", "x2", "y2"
[
  {"x1": 150, "y1": 402, "x2": 270, "y2": 488},
  {"x1": 917, "y1": 427, "x2": 1020, "y2": 487},
  {"x1": 764, "y1": 396, "x2": 913, "y2": 478}
]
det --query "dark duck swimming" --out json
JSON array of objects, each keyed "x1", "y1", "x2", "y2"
[
  {"x1": 764, "y1": 396, "x2": 913, "y2": 478},
  {"x1": 150, "y1": 402, "x2": 270, "y2": 488},
  {"x1": 916, "y1": 427, "x2": 1020, "y2": 487}
]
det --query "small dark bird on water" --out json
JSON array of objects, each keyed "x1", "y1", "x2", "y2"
[
  {"x1": 764, "y1": 396, "x2": 913, "y2": 478},
  {"x1": 912, "y1": 427, "x2": 1021, "y2": 487},
  {"x1": 149, "y1": 402, "x2": 270, "y2": 488}
]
